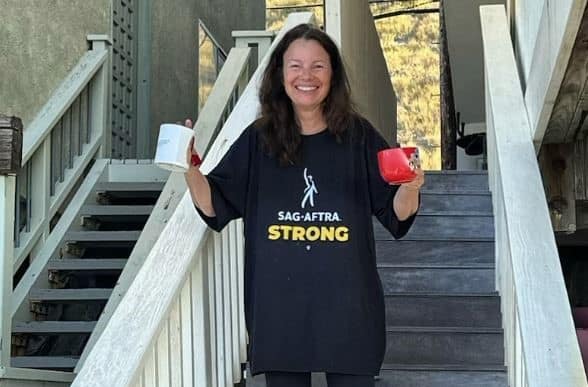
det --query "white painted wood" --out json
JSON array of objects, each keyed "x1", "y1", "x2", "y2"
[
  {"x1": 190, "y1": 258, "x2": 210, "y2": 387},
  {"x1": 156, "y1": 322, "x2": 170, "y2": 386},
  {"x1": 229, "y1": 222, "x2": 241, "y2": 381},
  {"x1": 516, "y1": 0, "x2": 588, "y2": 147},
  {"x1": 206, "y1": 239, "x2": 218, "y2": 387},
  {"x1": 213, "y1": 232, "x2": 226, "y2": 387},
  {"x1": 0, "y1": 176, "x2": 15, "y2": 367},
  {"x1": 481, "y1": 5, "x2": 588, "y2": 386},
  {"x1": 168, "y1": 300, "x2": 182, "y2": 387},
  {"x1": 232, "y1": 32, "x2": 273, "y2": 65},
  {"x1": 236, "y1": 220, "x2": 247, "y2": 361},
  {"x1": 72, "y1": 14, "x2": 314, "y2": 387},
  {"x1": 180, "y1": 276, "x2": 194, "y2": 387},
  {"x1": 221, "y1": 229, "x2": 234, "y2": 385},
  {"x1": 76, "y1": 47, "x2": 251, "y2": 372},
  {"x1": 22, "y1": 48, "x2": 108, "y2": 165},
  {"x1": 0, "y1": 366, "x2": 74, "y2": 383},
  {"x1": 11, "y1": 159, "x2": 108, "y2": 317},
  {"x1": 142, "y1": 347, "x2": 157, "y2": 387}
]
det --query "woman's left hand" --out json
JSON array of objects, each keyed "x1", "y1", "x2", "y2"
[{"x1": 401, "y1": 168, "x2": 425, "y2": 191}]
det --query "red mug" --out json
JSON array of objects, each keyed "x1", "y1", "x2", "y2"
[{"x1": 377, "y1": 147, "x2": 420, "y2": 185}]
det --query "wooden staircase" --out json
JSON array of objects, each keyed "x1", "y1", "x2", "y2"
[
  {"x1": 247, "y1": 171, "x2": 508, "y2": 387},
  {"x1": 11, "y1": 179, "x2": 164, "y2": 370}
]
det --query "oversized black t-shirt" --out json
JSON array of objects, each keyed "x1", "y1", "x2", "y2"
[{"x1": 196, "y1": 117, "x2": 417, "y2": 376}]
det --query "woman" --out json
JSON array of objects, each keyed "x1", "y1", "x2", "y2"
[{"x1": 184, "y1": 23, "x2": 424, "y2": 387}]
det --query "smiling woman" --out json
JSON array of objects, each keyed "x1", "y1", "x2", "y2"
[{"x1": 184, "y1": 23, "x2": 423, "y2": 387}]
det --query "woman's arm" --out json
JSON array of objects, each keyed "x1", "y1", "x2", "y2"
[
  {"x1": 393, "y1": 168, "x2": 424, "y2": 221},
  {"x1": 182, "y1": 119, "x2": 215, "y2": 217}
]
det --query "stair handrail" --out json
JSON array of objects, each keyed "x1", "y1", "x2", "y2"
[
  {"x1": 13, "y1": 35, "x2": 110, "y2": 273},
  {"x1": 481, "y1": 5, "x2": 588, "y2": 387},
  {"x1": 72, "y1": 13, "x2": 315, "y2": 387},
  {"x1": 74, "y1": 45, "x2": 253, "y2": 372},
  {"x1": 0, "y1": 35, "x2": 110, "y2": 370}
]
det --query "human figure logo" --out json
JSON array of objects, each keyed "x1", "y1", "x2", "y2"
[{"x1": 301, "y1": 168, "x2": 318, "y2": 208}]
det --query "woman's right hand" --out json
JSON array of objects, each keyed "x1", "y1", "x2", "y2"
[{"x1": 183, "y1": 119, "x2": 201, "y2": 170}]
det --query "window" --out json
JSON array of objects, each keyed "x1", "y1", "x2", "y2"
[{"x1": 198, "y1": 21, "x2": 227, "y2": 113}]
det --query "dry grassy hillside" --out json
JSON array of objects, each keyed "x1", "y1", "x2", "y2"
[{"x1": 266, "y1": 0, "x2": 440, "y2": 169}]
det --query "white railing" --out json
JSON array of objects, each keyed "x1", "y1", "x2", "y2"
[
  {"x1": 0, "y1": 35, "x2": 110, "y2": 373},
  {"x1": 481, "y1": 5, "x2": 588, "y2": 387},
  {"x1": 72, "y1": 13, "x2": 315, "y2": 387},
  {"x1": 75, "y1": 45, "x2": 253, "y2": 372}
]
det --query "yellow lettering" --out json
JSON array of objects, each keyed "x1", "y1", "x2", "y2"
[
  {"x1": 335, "y1": 226, "x2": 349, "y2": 242},
  {"x1": 268, "y1": 225, "x2": 281, "y2": 240},
  {"x1": 320, "y1": 226, "x2": 335, "y2": 241},
  {"x1": 306, "y1": 226, "x2": 320, "y2": 241},
  {"x1": 292, "y1": 226, "x2": 306, "y2": 241},
  {"x1": 280, "y1": 225, "x2": 292, "y2": 240}
]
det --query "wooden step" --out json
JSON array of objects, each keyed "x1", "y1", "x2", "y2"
[
  {"x1": 376, "y1": 240, "x2": 494, "y2": 266},
  {"x1": 419, "y1": 192, "x2": 492, "y2": 213},
  {"x1": 81, "y1": 205, "x2": 154, "y2": 216},
  {"x1": 374, "y1": 215, "x2": 494, "y2": 241},
  {"x1": 11, "y1": 356, "x2": 78, "y2": 369},
  {"x1": 384, "y1": 327, "x2": 504, "y2": 366},
  {"x1": 64, "y1": 231, "x2": 141, "y2": 243},
  {"x1": 379, "y1": 266, "x2": 495, "y2": 294},
  {"x1": 13, "y1": 321, "x2": 96, "y2": 334},
  {"x1": 94, "y1": 182, "x2": 165, "y2": 192},
  {"x1": 47, "y1": 259, "x2": 127, "y2": 271},
  {"x1": 422, "y1": 171, "x2": 489, "y2": 191},
  {"x1": 384, "y1": 292, "x2": 501, "y2": 328},
  {"x1": 29, "y1": 289, "x2": 112, "y2": 302},
  {"x1": 376, "y1": 369, "x2": 507, "y2": 387}
]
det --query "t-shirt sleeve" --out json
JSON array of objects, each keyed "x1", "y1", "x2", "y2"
[
  {"x1": 195, "y1": 127, "x2": 252, "y2": 232},
  {"x1": 364, "y1": 121, "x2": 418, "y2": 239}
]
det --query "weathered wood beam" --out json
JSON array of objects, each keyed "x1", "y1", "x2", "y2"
[
  {"x1": 0, "y1": 115, "x2": 23, "y2": 174},
  {"x1": 440, "y1": 0, "x2": 457, "y2": 170},
  {"x1": 542, "y1": 3, "x2": 588, "y2": 144}
]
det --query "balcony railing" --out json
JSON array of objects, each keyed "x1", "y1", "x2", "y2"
[{"x1": 481, "y1": 5, "x2": 588, "y2": 387}]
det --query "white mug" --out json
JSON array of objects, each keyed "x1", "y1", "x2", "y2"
[{"x1": 154, "y1": 123, "x2": 195, "y2": 172}]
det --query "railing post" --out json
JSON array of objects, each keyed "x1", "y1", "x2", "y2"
[
  {"x1": 0, "y1": 115, "x2": 22, "y2": 367},
  {"x1": 232, "y1": 30, "x2": 275, "y2": 67},
  {"x1": 87, "y1": 35, "x2": 112, "y2": 158}
]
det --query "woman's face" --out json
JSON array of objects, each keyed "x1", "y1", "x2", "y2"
[{"x1": 282, "y1": 38, "x2": 332, "y2": 115}]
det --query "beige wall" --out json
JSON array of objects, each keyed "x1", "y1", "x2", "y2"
[
  {"x1": 445, "y1": 0, "x2": 504, "y2": 126},
  {"x1": 149, "y1": 0, "x2": 265, "y2": 153},
  {"x1": 325, "y1": 0, "x2": 397, "y2": 144},
  {"x1": 0, "y1": 0, "x2": 111, "y2": 126}
]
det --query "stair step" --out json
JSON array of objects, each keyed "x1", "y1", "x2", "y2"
[
  {"x1": 246, "y1": 367, "x2": 507, "y2": 387},
  {"x1": 13, "y1": 321, "x2": 97, "y2": 333},
  {"x1": 11, "y1": 356, "x2": 78, "y2": 369},
  {"x1": 374, "y1": 215, "x2": 494, "y2": 241},
  {"x1": 385, "y1": 293, "x2": 501, "y2": 328},
  {"x1": 64, "y1": 231, "x2": 141, "y2": 243},
  {"x1": 379, "y1": 267, "x2": 495, "y2": 294},
  {"x1": 377, "y1": 240, "x2": 494, "y2": 266},
  {"x1": 376, "y1": 369, "x2": 507, "y2": 387},
  {"x1": 384, "y1": 327, "x2": 504, "y2": 366},
  {"x1": 29, "y1": 288, "x2": 112, "y2": 302},
  {"x1": 94, "y1": 182, "x2": 165, "y2": 192},
  {"x1": 423, "y1": 171, "x2": 489, "y2": 191},
  {"x1": 81, "y1": 205, "x2": 154, "y2": 216},
  {"x1": 47, "y1": 259, "x2": 127, "y2": 271},
  {"x1": 419, "y1": 192, "x2": 492, "y2": 213}
]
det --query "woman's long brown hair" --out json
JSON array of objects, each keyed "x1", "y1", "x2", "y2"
[{"x1": 257, "y1": 23, "x2": 357, "y2": 165}]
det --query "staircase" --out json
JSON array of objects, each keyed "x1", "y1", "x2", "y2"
[
  {"x1": 247, "y1": 171, "x2": 507, "y2": 387},
  {"x1": 11, "y1": 174, "x2": 164, "y2": 371}
]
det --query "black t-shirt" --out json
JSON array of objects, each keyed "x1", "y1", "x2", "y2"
[{"x1": 196, "y1": 117, "x2": 417, "y2": 376}]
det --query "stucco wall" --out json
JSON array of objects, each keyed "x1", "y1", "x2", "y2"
[
  {"x1": 0, "y1": 0, "x2": 111, "y2": 126},
  {"x1": 149, "y1": 0, "x2": 265, "y2": 153},
  {"x1": 325, "y1": 0, "x2": 397, "y2": 144}
]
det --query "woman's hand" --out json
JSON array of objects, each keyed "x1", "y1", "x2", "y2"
[
  {"x1": 401, "y1": 168, "x2": 425, "y2": 191},
  {"x1": 183, "y1": 119, "x2": 202, "y2": 169}
]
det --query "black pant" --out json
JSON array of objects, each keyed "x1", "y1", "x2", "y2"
[{"x1": 265, "y1": 371, "x2": 375, "y2": 387}]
